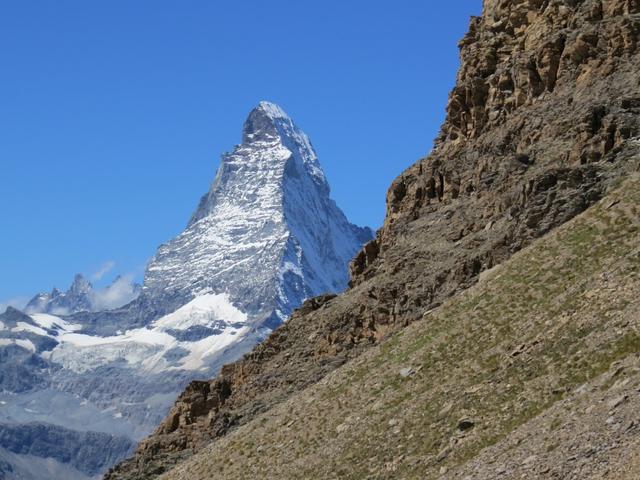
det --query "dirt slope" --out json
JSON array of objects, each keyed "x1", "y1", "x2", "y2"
[{"x1": 164, "y1": 174, "x2": 640, "y2": 479}]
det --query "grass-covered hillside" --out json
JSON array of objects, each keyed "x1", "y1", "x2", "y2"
[{"x1": 162, "y1": 173, "x2": 640, "y2": 480}]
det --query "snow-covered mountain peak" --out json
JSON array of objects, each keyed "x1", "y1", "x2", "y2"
[
  {"x1": 256, "y1": 100, "x2": 289, "y2": 120},
  {"x1": 69, "y1": 273, "x2": 92, "y2": 295},
  {"x1": 238, "y1": 101, "x2": 327, "y2": 192},
  {"x1": 145, "y1": 102, "x2": 372, "y2": 327},
  {"x1": 24, "y1": 273, "x2": 140, "y2": 315},
  {"x1": 0, "y1": 103, "x2": 372, "y2": 478},
  {"x1": 187, "y1": 102, "x2": 325, "y2": 228},
  {"x1": 242, "y1": 101, "x2": 288, "y2": 143}
]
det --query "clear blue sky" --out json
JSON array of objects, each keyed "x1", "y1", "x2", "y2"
[{"x1": 0, "y1": 0, "x2": 482, "y2": 307}]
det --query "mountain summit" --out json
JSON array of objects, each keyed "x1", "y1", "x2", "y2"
[
  {"x1": 144, "y1": 101, "x2": 372, "y2": 330},
  {"x1": 25, "y1": 273, "x2": 93, "y2": 315}
]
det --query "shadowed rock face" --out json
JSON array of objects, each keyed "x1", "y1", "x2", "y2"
[
  {"x1": 0, "y1": 423, "x2": 134, "y2": 477},
  {"x1": 0, "y1": 424, "x2": 135, "y2": 480},
  {"x1": 105, "y1": 1, "x2": 640, "y2": 478},
  {"x1": 25, "y1": 274, "x2": 93, "y2": 315}
]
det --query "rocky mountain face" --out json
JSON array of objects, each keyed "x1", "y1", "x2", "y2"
[
  {"x1": 24, "y1": 273, "x2": 141, "y2": 316},
  {"x1": 25, "y1": 274, "x2": 94, "y2": 315},
  {"x1": 0, "y1": 423, "x2": 134, "y2": 479},
  {"x1": 159, "y1": 174, "x2": 640, "y2": 479},
  {"x1": 0, "y1": 102, "x2": 370, "y2": 480},
  {"x1": 106, "y1": 0, "x2": 640, "y2": 478}
]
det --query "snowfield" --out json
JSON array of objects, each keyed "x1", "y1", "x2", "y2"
[{"x1": 39, "y1": 293, "x2": 250, "y2": 373}]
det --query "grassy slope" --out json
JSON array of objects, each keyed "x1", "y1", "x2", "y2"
[{"x1": 163, "y1": 174, "x2": 640, "y2": 480}]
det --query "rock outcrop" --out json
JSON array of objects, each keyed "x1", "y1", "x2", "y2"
[
  {"x1": 157, "y1": 174, "x2": 640, "y2": 479},
  {"x1": 106, "y1": 0, "x2": 640, "y2": 478}
]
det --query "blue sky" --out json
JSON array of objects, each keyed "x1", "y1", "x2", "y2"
[{"x1": 0, "y1": 0, "x2": 481, "y2": 307}]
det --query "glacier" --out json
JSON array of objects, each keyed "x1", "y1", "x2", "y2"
[{"x1": 0, "y1": 101, "x2": 372, "y2": 479}]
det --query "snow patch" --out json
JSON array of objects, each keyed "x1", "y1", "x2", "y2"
[
  {"x1": 15, "y1": 339, "x2": 36, "y2": 353},
  {"x1": 179, "y1": 325, "x2": 250, "y2": 370},
  {"x1": 30, "y1": 314, "x2": 81, "y2": 332},
  {"x1": 0, "y1": 338, "x2": 37, "y2": 352},
  {"x1": 12, "y1": 322, "x2": 49, "y2": 337},
  {"x1": 153, "y1": 293, "x2": 247, "y2": 331}
]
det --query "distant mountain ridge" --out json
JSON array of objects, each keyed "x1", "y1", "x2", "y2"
[
  {"x1": 0, "y1": 101, "x2": 372, "y2": 480},
  {"x1": 24, "y1": 273, "x2": 141, "y2": 315},
  {"x1": 142, "y1": 101, "x2": 372, "y2": 327}
]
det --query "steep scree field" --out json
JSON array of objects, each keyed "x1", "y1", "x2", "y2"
[{"x1": 163, "y1": 174, "x2": 640, "y2": 479}]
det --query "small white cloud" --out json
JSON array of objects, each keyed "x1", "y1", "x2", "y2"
[
  {"x1": 89, "y1": 275, "x2": 140, "y2": 311},
  {"x1": 0, "y1": 296, "x2": 29, "y2": 314},
  {"x1": 91, "y1": 261, "x2": 116, "y2": 281}
]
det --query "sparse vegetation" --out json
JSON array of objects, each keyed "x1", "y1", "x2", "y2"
[{"x1": 161, "y1": 176, "x2": 640, "y2": 479}]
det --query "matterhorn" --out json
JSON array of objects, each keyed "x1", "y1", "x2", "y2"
[{"x1": 0, "y1": 101, "x2": 372, "y2": 480}]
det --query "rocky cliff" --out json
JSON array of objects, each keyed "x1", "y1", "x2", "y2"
[
  {"x1": 161, "y1": 172, "x2": 640, "y2": 480},
  {"x1": 106, "y1": 0, "x2": 640, "y2": 478}
]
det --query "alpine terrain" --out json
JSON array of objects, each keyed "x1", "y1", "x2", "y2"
[
  {"x1": 24, "y1": 274, "x2": 141, "y2": 316},
  {"x1": 0, "y1": 101, "x2": 372, "y2": 480},
  {"x1": 107, "y1": 0, "x2": 640, "y2": 478}
]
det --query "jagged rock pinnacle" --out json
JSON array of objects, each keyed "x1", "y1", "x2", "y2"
[{"x1": 147, "y1": 102, "x2": 372, "y2": 326}]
